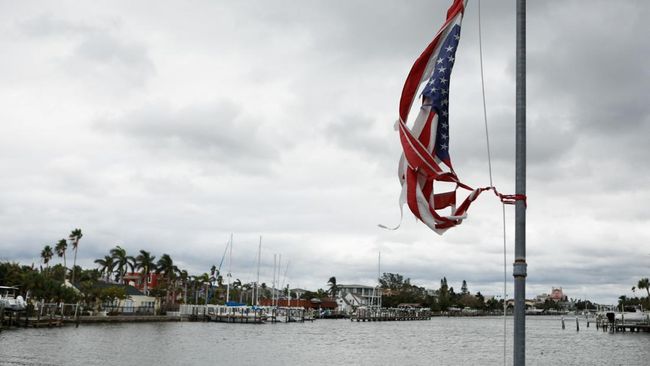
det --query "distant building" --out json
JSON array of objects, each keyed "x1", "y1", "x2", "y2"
[
  {"x1": 335, "y1": 284, "x2": 381, "y2": 314},
  {"x1": 531, "y1": 288, "x2": 568, "y2": 305},
  {"x1": 550, "y1": 287, "x2": 567, "y2": 302},
  {"x1": 535, "y1": 293, "x2": 549, "y2": 303},
  {"x1": 123, "y1": 272, "x2": 162, "y2": 296},
  {"x1": 70, "y1": 281, "x2": 158, "y2": 314},
  {"x1": 337, "y1": 284, "x2": 381, "y2": 301}
]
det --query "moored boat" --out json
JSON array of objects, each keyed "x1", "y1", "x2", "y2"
[{"x1": 0, "y1": 285, "x2": 27, "y2": 311}]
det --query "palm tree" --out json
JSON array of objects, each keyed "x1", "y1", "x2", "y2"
[
  {"x1": 94, "y1": 255, "x2": 116, "y2": 282},
  {"x1": 135, "y1": 250, "x2": 156, "y2": 296},
  {"x1": 196, "y1": 272, "x2": 210, "y2": 304},
  {"x1": 233, "y1": 278, "x2": 242, "y2": 303},
  {"x1": 242, "y1": 282, "x2": 252, "y2": 304},
  {"x1": 188, "y1": 275, "x2": 199, "y2": 304},
  {"x1": 55, "y1": 239, "x2": 68, "y2": 271},
  {"x1": 156, "y1": 254, "x2": 180, "y2": 307},
  {"x1": 260, "y1": 282, "x2": 268, "y2": 298},
  {"x1": 179, "y1": 270, "x2": 189, "y2": 303},
  {"x1": 327, "y1": 276, "x2": 338, "y2": 299},
  {"x1": 210, "y1": 265, "x2": 219, "y2": 287},
  {"x1": 110, "y1": 245, "x2": 135, "y2": 284},
  {"x1": 638, "y1": 278, "x2": 650, "y2": 297},
  {"x1": 41, "y1": 245, "x2": 54, "y2": 269},
  {"x1": 69, "y1": 228, "x2": 83, "y2": 284}
]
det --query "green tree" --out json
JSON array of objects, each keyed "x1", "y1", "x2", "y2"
[
  {"x1": 69, "y1": 228, "x2": 83, "y2": 284},
  {"x1": 260, "y1": 282, "x2": 269, "y2": 298},
  {"x1": 55, "y1": 239, "x2": 68, "y2": 271},
  {"x1": 461, "y1": 280, "x2": 468, "y2": 295},
  {"x1": 638, "y1": 278, "x2": 650, "y2": 297},
  {"x1": 101, "y1": 286, "x2": 127, "y2": 313},
  {"x1": 379, "y1": 273, "x2": 409, "y2": 291},
  {"x1": 135, "y1": 250, "x2": 156, "y2": 296},
  {"x1": 242, "y1": 282, "x2": 253, "y2": 304},
  {"x1": 437, "y1": 277, "x2": 452, "y2": 310},
  {"x1": 210, "y1": 265, "x2": 219, "y2": 288},
  {"x1": 110, "y1": 245, "x2": 135, "y2": 284},
  {"x1": 94, "y1": 255, "x2": 115, "y2": 282},
  {"x1": 195, "y1": 272, "x2": 210, "y2": 304},
  {"x1": 327, "y1": 276, "x2": 338, "y2": 298},
  {"x1": 41, "y1": 245, "x2": 54, "y2": 269},
  {"x1": 233, "y1": 278, "x2": 242, "y2": 303},
  {"x1": 156, "y1": 253, "x2": 180, "y2": 308},
  {"x1": 179, "y1": 269, "x2": 189, "y2": 303}
]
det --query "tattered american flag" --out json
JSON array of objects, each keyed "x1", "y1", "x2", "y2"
[{"x1": 391, "y1": 0, "x2": 487, "y2": 234}]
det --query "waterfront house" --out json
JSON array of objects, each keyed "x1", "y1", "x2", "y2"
[
  {"x1": 122, "y1": 272, "x2": 162, "y2": 296},
  {"x1": 334, "y1": 284, "x2": 382, "y2": 314},
  {"x1": 71, "y1": 281, "x2": 158, "y2": 315},
  {"x1": 337, "y1": 284, "x2": 381, "y2": 303}
]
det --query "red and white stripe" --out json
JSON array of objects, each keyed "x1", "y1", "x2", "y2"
[{"x1": 395, "y1": 0, "x2": 487, "y2": 234}]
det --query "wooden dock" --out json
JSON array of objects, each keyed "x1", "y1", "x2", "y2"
[
  {"x1": 596, "y1": 321, "x2": 650, "y2": 333},
  {"x1": 183, "y1": 304, "x2": 266, "y2": 324},
  {"x1": 351, "y1": 307, "x2": 432, "y2": 322},
  {"x1": 595, "y1": 316, "x2": 650, "y2": 333},
  {"x1": 1, "y1": 310, "x2": 65, "y2": 329}
]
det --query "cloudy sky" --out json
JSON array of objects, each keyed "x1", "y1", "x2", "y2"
[{"x1": 1, "y1": 0, "x2": 648, "y2": 304}]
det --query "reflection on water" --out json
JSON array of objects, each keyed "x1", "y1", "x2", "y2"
[{"x1": 1, "y1": 317, "x2": 649, "y2": 365}]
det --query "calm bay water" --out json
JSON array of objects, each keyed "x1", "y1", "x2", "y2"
[{"x1": 1, "y1": 316, "x2": 649, "y2": 365}]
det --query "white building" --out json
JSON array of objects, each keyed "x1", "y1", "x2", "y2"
[{"x1": 335, "y1": 284, "x2": 381, "y2": 314}]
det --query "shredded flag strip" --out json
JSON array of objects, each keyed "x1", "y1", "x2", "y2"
[{"x1": 385, "y1": 0, "x2": 524, "y2": 234}]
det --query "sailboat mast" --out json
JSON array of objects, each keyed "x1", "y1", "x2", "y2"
[
  {"x1": 272, "y1": 254, "x2": 277, "y2": 307},
  {"x1": 277, "y1": 254, "x2": 282, "y2": 306},
  {"x1": 226, "y1": 233, "x2": 233, "y2": 303},
  {"x1": 513, "y1": 0, "x2": 527, "y2": 365},
  {"x1": 256, "y1": 236, "x2": 262, "y2": 306},
  {"x1": 377, "y1": 251, "x2": 381, "y2": 308}
]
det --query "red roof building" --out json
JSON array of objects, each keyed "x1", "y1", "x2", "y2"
[{"x1": 123, "y1": 272, "x2": 162, "y2": 295}]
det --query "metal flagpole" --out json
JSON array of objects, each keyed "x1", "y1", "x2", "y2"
[{"x1": 513, "y1": 0, "x2": 527, "y2": 365}]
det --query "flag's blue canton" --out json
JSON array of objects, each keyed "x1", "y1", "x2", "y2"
[{"x1": 421, "y1": 24, "x2": 461, "y2": 162}]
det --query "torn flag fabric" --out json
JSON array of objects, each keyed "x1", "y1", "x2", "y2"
[{"x1": 395, "y1": 0, "x2": 486, "y2": 234}]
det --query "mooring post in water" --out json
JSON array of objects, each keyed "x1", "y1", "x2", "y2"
[
  {"x1": 513, "y1": 0, "x2": 527, "y2": 365},
  {"x1": 576, "y1": 317, "x2": 579, "y2": 332},
  {"x1": 561, "y1": 316, "x2": 565, "y2": 330},
  {"x1": 75, "y1": 302, "x2": 80, "y2": 328}
]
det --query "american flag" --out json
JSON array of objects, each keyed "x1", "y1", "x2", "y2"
[{"x1": 394, "y1": 0, "x2": 487, "y2": 234}]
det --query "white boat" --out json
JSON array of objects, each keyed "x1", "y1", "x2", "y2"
[
  {"x1": 615, "y1": 306, "x2": 648, "y2": 323},
  {"x1": 0, "y1": 286, "x2": 27, "y2": 311},
  {"x1": 603, "y1": 306, "x2": 649, "y2": 324}
]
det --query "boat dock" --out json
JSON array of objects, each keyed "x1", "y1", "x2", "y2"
[
  {"x1": 351, "y1": 307, "x2": 432, "y2": 322},
  {"x1": 594, "y1": 310, "x2": 650, "y2": 333},
  {"x1": 180, "y1": 304, "x2": 266, "y2": 324},
  {"x1": 596, "y1": 320, "x2": 650, "y2": 333}
]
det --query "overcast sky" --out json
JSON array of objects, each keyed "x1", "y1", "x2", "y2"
[{"x1": 1, "y1": 0, "x2": 648, "y2": 304}]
